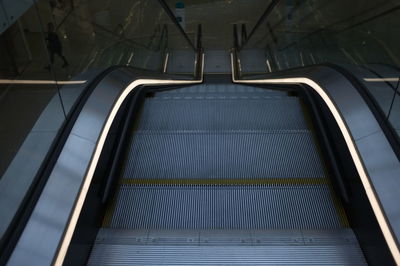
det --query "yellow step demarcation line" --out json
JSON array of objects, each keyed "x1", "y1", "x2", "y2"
[{"x1": 102, "y1": 177, "x2": 349, "y2": 228}]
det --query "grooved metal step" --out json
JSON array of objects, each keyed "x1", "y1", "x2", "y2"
[
  {"x1": 122, "y1": 132, "x2": 325, "y2": 180},
  {"x1": 155, "y1": 84, "x2": 288, "y2": 97},
  {"x1": 90, "y1": 83, "x2": 367, "y2": 265},
  {"x1": 153, "y1": 94, "x2": 286, "y2": 100},
  {"x1": 108, "y1": 185, "x2": 344, "y2": 229},
  {"x1": 137, "y1": 98, "x2": 308, "y2": 131},
  {"x1": 87, "y1": 229, "x2": 367, "y2": 265}
]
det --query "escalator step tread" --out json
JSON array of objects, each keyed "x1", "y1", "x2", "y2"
[
  {"x1": 137, "y1": 98, "x2": 307, "y2": 131},
  {"x1": 122, "y1": 132, "x2": 325, "y2": 179},
  {"x1": 153, "y1": 94, "x2": 286, "y2": 99},
  {"x1": 109, "y1": 185, "x2": 343, "y2": 229},
  {"x1": 155, "y1": 84, "x2": 288, "y2": 96},
  {"x1": 88, "y1": 229, "x2": 366, "y2": 265},
  {"x1": 88, "y1": 245, "x2": 367, "y2": 265},
  {"x1": 94, "y1": 228, "x2": 359, "y2": 245}
]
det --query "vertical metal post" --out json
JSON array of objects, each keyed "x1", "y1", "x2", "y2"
[
  {"x1": 233, "y1": 24, "x2": 239, "y2": 49},
  {"x1": 241, "y1": 24, "x2": 247, "y2": 45}
]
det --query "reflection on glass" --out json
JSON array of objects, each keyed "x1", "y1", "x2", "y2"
[
  {"x1": 238, "y1": 0, "x2": 400, "y2": 138},
  {"x1": 166, "y1": 0, "x2": 272, "y2": 49},
  {"x1": 0, "y1": 0, "x2": 198, "y2": 243},
  {"x1": 388, "y1": 80, "x2": 400, "y2": 137},
  {"x1": 0, "y1": 0, "x2": 64, "y2": 241}
]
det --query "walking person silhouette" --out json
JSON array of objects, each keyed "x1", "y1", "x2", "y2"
[{"x1": 45, "y1": 23, "x2": 68, "y2": 69}]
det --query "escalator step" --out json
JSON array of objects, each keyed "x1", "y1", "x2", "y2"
[
  {"x1": 155, "y1": 84, "x2": 287, "y2": 96},
  {"x1": 88, "y1": 245, "x2": 367, "y2": 265},
  {"x1": 137, "y1": 98, "x2": 308, "y2": 131},
  {"x1": 122, "y1": 132, "x2": 325, "y2": 179},
  {"x1": 87, "y1": 229, "x2": 366, "y2": 265},
  {"x1": 108, "y1": 185, "x2": 344, "y2": 229}
]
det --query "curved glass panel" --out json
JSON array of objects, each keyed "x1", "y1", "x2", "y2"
[
  {"x1": 166, "y1": 0, "x2": 272, "y2": 49},
  {"x1": 238, "y1": 0, "x2": 400, "y2": 137},
  {"x1": 0, "y1": 0, "x2": 197, "y2": 243}
]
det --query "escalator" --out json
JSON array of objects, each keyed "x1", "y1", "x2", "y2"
[
  {"x1": 83, "y1": 81, "x2": 367, "y2": 265},
  {"x1": 3, "y1": 1, "x2": 400, "y2": 264}
]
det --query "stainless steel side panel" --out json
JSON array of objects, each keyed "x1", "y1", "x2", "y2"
[
  {"x1": 235, "y1": 65, "x2": 400, "y2": 263},
  {"x1": 7, "y1": 68, "x2": 201, "y2": 266}
]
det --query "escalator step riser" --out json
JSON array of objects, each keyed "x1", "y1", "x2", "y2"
[
  {"x1": 138, "y1": 98, "x2": 308, "y2": 131},
  {"x1": 155, "y1": 84, "x2": 287, "y2": 96},
  {"x1": 87, "y1": 245, "x2": 367, "y2": 265},
  {"x1": 109, "y1": 185, "x2": 342, "y2": 229},
  {"x1": 123, "y1": 132, "x2": 325, "y2": 180}
]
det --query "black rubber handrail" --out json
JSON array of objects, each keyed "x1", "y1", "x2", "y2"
[
  {"x1": 237, "y1": 62, "x2": 400, "y2": 160},
  {"x1": 195, "y1": 24, "x2": 203, "y2": 80},
  {"x1": 0, "y1": 66, "x2": 121, "y2": 264},
  {"x1": 325, "y1": 63, "x2": 400, "y2": 159},
  {"x1": 0, "y1": 66, "x2": 202, "y2": 265}
]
